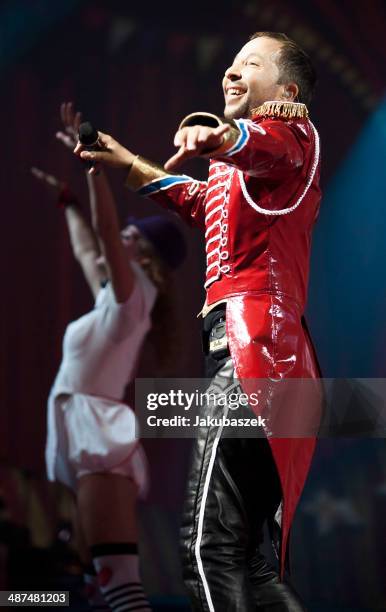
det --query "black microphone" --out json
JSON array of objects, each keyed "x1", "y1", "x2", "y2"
[{"x1": 78, "y1": 121, "x2": 101, "y2": 173}]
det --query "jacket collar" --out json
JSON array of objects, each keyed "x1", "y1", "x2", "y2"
[{"x1": 251, "y1": 100, "x2": 309, "y2": 119}]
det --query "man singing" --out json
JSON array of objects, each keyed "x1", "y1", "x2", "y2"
[{"x1": 77, "y1": 31, "x2": 321, "y2": 611}]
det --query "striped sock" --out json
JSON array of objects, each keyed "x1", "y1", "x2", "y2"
[
  {"x1": 83, "y1": 566, "x2": 110, "y2": 611},
  {"x1": 91, "y1": 543, "x2": 151, "y2": 612}
]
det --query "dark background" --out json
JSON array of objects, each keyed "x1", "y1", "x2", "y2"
[{"x1": 0, "y1": 0, "x2": 385, "y2": 609}]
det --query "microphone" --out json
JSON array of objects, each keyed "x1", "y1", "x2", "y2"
[{"x1": 78, "y1": 121, "x2": 101, "y2": 172}]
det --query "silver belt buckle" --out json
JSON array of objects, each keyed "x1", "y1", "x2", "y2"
[{"x1": 209, "y1": 318, "x2": 228, "y2": 354}]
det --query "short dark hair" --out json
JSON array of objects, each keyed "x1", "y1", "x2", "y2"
[{"x1": 249, "y1": 31, "x2": 317, "y2": 106}]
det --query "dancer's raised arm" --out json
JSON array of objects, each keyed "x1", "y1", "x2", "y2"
[
  {"x1": 30, "y1": 167, "x2": 102, "y2": 298},
  {"x1": 57, "y1": 102, "x2": 137, "y2": 303}
]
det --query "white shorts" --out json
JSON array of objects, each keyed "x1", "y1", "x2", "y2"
[{"x1": 45, "y1": 392, "x2": 148, "y2": 497}]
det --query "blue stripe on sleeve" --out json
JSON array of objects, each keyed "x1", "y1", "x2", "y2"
[
  {"x1": 138, "y1": 175, "x2": 192, "y2": 195},
  {"x1": 223, "y1": 119, "x2": 250, "y2": 156}
]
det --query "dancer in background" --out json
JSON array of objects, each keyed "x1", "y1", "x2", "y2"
[{"x1": 32, "y1": 103, "x2": 186, "y2": 612}]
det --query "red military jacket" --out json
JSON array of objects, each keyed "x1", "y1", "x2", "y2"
[{"x1": 128, "y1": 100, "x2": 322, "y2": 574}]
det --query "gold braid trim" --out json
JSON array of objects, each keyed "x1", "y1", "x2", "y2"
[{"x1": 251, "y1": 100, "x2": 309, "y2": 119}]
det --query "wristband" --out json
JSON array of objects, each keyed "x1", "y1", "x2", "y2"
[
  {"x1": 124, "y1": 155, "x2": 168, "y2": 191},
  {"x1": 57, "y1": 184, "x2": 80, "y2": 209},
  {"x1": 178, "y1": 112, "x2": 239, "y2": 156}
]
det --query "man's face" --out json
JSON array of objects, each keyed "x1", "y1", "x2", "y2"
[{"x1": 223, "y1": 37, "x2": 286, "y2": 119}]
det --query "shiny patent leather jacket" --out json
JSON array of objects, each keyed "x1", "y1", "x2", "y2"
[{"x1": 127, "y1": 100, "x2": 322, "y2": 574}]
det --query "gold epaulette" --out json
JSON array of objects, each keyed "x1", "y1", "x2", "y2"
[{"x1": 251, "y1": 100, "x2": 309, "y2": 119}]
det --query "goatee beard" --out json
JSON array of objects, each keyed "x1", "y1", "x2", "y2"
[{"x1": 224, "y1": 100, "x2": 250, "y2": 120}]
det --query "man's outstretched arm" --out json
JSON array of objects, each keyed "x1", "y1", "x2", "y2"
[
  {"x1": 75, "y1": 132, "x2": 208, "y2": 229},
  {"x1": 164, "y1": 111, "x2": 305, "y2": 179}
]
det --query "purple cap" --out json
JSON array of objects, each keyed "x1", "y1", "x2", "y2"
[{"x1": 126, "y1": 215, "x2": 187, "y2": 269}]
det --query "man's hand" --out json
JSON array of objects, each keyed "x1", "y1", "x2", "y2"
[
  {"x1": 164, "y1": 124, "x2": 230, "y2": 171},
  {"x1": 56, "y1": 102, "x2": 82, "y2": 149},
  {"x1": 74, "y1": 131, "x2": 135, "y2": 175}
]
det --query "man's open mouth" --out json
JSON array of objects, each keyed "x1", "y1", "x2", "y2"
[{"x1": 226, "y1": 88, "x2": 246, "y2": 99}]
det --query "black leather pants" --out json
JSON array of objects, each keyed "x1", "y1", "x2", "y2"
[{"x1": 180, "y1": 352, "x2": 306, "y2": 611}]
